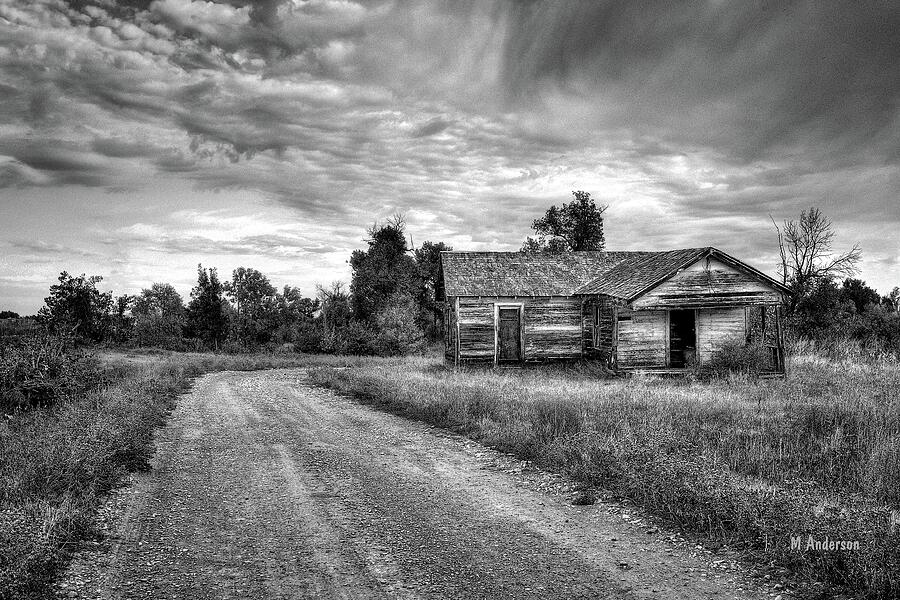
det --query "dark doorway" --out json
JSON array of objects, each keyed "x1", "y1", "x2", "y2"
[
  {"x1": 497, "y1": 307, "x2": 522, "y2": 363},
  {"x1": 669, "y1": 310, "x2": 696, "y2": 368}
]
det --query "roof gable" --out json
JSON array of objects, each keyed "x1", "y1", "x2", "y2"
[
  {"x1": 573, "y1": 248, "x2": 709, "y2": 298},
  {"x1": 575, "y1": 247, "x2": 790, "y2": 300}
]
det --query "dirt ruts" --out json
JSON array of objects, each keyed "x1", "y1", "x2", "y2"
[{"x1": 56, "y1": 369, "x2": 780, "y2": 599}]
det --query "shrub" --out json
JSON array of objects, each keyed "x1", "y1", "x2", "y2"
[
  {"x1": 340, "y1": 321, "x2": 377, "y2": 356},
  {"x1": 373, "y1": 293, "x2": 426, "y2": 356},
  {"x1": 701, "y1": 339, "x2": 774, "y2": 377},
  {"x1": 0, "y1": 334, "x2": 98, "y2": 413},
  {"x1": 293, "y1": 321, "x2": 323, "y2": 354}
]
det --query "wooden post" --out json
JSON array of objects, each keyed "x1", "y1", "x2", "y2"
[
  {"x1": 454, "y1": 296, "x2": 460, "y2": 368},
  {"x1": 775, "y1": 305, "x2": 785, "y2": 374}
]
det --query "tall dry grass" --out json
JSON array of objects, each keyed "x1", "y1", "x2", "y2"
[
  {"x1": 0, "y1": 349, "x2": 357, "y2": 600},
  {"x1": 309, "y1": 354, "x2": 900, "y2": 598}
]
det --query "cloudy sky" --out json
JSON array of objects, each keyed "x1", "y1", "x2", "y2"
[{"x1": 1, "y1": 0, "x2": 899, "y2": 314}]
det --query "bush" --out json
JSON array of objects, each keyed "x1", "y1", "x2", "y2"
[
  {"x1": 0, "y1": 334, "x2": 98, "y2": 413},
  {"x1": 293, "y1": 321, "x2": 323, "y2": 354},
  {"x1": 340, "y1": 321, "x2": 377, "y2": 356},
  {"x1": 700, "y1": 339, "x2": 774, "y2": 377},
  {"x1": 373, "y1": 293, "x2": 426, "y2": 356}
]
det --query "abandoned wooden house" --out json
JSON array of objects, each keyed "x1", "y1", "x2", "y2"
[{"x1": 438, "y1": 247, "x2": 789, "y2": 374}]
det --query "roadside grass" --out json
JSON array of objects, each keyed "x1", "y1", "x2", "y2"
[
  {"x1": 0, "y1": 349, "x2": 358, "y2": 600},
  {"x1": 309, "y1": 354, "x2": 900, "y2": 599}
]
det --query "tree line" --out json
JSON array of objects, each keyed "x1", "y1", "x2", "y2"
[
  {"x1": 3, "y1": 191, "x2": 899, "y2": 357},
  {"x1": 19, "y1": 215, "x2": 449, "y2": 356}
]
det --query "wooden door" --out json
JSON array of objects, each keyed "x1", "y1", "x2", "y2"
[
  {"x1": 669, "y1": 309, "x2": 696, "y2": 368},
  {"x1": 497, "y1": 308, "x2": 522, "y2": 363}
]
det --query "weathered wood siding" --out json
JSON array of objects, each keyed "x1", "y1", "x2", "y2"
[
  {"x1": 525, "y1": 297, "x2": 582, "y2": 360},
  {"x1": 451, "y1": 296, "x2": 583, "y2": 362},
  {"x1": 444, "y1": 299, "x2": 457, "y2": 361},
  {"x1": 582, "y1": 296, "x2": 621, "y2": 363},
  {"x1": 616, "y1": 309, "x2": 667, "y2": 367},
  {"x1": 632, "y1": 257, "x2": 781, "y2": 310},
  {"x1": 457, "y1": 298, "x2": 495, "y2": 360},
  {"x1": 697, "y1": 307, "x2": 746, "y2": 363}
]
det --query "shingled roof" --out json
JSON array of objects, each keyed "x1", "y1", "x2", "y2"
[
  {"x1": 440, "y1": 247, "x2": 788, "y2": 299},
  {"x1": 572, "y1": 248, "x2": 709, "y2": 298},
  {"x1": 439, "y1": 251, "x2": 638, "y2": 297}
]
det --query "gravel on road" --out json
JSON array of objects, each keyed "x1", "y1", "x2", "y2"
[{"x1": 55, "y1": 369, "x2": 778, "y2": 600}]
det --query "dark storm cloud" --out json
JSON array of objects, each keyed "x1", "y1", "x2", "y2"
[
  {"x1": 500, "y1": 1, "x2": 900, "y2": 164},
  {"x1": 0, "y1": 139, "x2": 112, "y2": 186},
  {"x1": 411, "y1": 118, "x2": 453, "y2": 138},
  {"x1": 91, "y1": 137, "x2": 163, "y2": 159}
]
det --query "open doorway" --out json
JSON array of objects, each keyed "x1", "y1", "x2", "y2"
[{"x1": 669, "y1": 310, "x2": 696, "y2": 368}]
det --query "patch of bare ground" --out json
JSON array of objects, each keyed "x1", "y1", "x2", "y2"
[{"x1": 56, "y1": 369, "x2": 788, "y2": 599}]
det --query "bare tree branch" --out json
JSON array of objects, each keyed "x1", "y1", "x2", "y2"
[{"x1": 776, "y1": 207, "x2": 861, "y2": 313}]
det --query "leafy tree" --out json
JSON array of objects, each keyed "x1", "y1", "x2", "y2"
[
  {"x1": 37, "y1": 272, "x2": 112, "y2": 342},
  {"x1": 316, "y1": 281, "x2": 351, "y2": 332},
  {"x1": 224, "y1": 267, "x2": 277, "y2": 346},
  {"x1": 791, "y1": 278, "x2": 855, "y2": 339},
  {"x1": 0, "y1": 311, "x2": 20, "y2": 319},
  {"x1": 841, "y1": 279, "x2": 881, "y2": 314},
  {"x1": 884, "y1": 287, "x2": 900, "y2": 313},
  {"x1": 521, "y1": 190, "x2": 607, "y2": 253},
  {"x1": 131, "y1": 283, "x2": 185, "y2": 349},
  {"x1": 414, "y1": 240, "x2": 452, "y2": 340},
  {"x1": 350, "y1": 215, "x2": 418, "y2": 321},
  {"x1": 109, "y1": 294, "x2": 134, "y2": 344},
  {"x1": 273, "y1": 285, "x2": 319, "y2": 344},
  {"x1": 772, "y1": 207, "x2": 861, "y2": 313},
  {"x1": 185, "y1": 265, "x2": 229, "y2": 350}
]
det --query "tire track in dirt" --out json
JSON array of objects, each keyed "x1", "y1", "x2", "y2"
[{"x1": 56, "y1": 369, "x2": 776, "y2": 600}]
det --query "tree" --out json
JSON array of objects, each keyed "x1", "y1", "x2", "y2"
[
  {"x1": 272, "y1": 285, "x2": 319, "y2": 344},
  {"x1": 316, "y1": 281, "x2": 351, "y2": 332},
  {"x1": 131, "y1": 283, "x2": 185, "y2": 348},
  {"x1": 521, "y1": 190, "x2": 607, "y2": 253},
  {"x1": 792, "y1": 278, "x2": 855, "y2": 339},
  {"x1": 109, "y1": 294, "x2": 134, "y2": 344},
  {"x1": 841, "y1": 279, "x2": 881, "y2": 314},
  {"x1": 414, "y1": 240, "x2": 452, "y2": 340},
  {"x1": 314, "y1": 281, "x2": 365, "y2": 354},
  {"x1": 224, "y1": 267, "x2": 278, "y2": 346},
  {"x1": 771, "y1": 207, "x2": 861, "y2": 313},
  {"x1": 0, "y1": 311, "x2": 20, "y2": 319},
  {"x1": 37, "y1": 272, "x2": 112, "y2": 342},
  {"x1": 185, "y1": 265, "x2": 229, "y2": 350},
  {"x1": 349, "y1": 215, "x2": 418, "y2": 321},
  {"x1": 884, "y1": 287, "x2": 900, "y2": 313}
]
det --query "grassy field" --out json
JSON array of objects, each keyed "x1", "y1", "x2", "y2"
[
  {"x1": 3, "y1": 344, "x2": 898, "y2": 599},
  {"x1": 0, "y1": 349, "x2": 362, "y2": 600},
  {"x1": 309, "y1": 354, "x2": 900, "y2": 599}
]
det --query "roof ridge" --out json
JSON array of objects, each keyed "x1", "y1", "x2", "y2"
[{"x1": 440, "y1": 248, "x2": 707, "y2": 254}]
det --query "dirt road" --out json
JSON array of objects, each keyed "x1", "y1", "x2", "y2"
[{"x1": 61, "y1": 370, "x2": 775, "y2": 599}]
